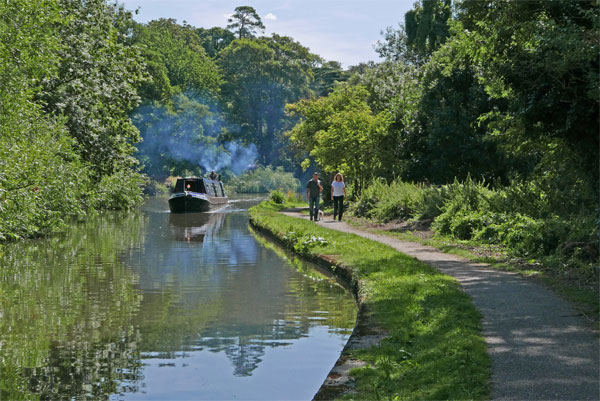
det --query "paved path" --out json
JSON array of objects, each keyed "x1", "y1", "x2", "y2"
[{"x1": 283, "y1": 211, "x2": 599, "y2": 401}]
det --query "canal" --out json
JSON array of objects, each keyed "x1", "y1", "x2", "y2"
[{"x1": 0, "y1": 196, "x2": 357, "y2": 400}]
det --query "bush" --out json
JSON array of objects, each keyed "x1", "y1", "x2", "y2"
[
  {"x1": 270, "y1": 190, "x2": 285, "y2": 204},
  {"x1": 352, "y1": 179, "x2": 433, "y2": 222},
  {"x1": 286, "y1": 190, "x2": 303, "y2": 203},
  {"x1": 92, "y1": 168, "x2": 147, "y2": 210}
]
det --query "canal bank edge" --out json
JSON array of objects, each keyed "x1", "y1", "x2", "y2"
[{"x1": 248, "y1": 214, "x2": 388, "y2": 400}]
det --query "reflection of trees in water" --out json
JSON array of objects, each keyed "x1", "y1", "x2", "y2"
[
  {"x1": 0, "y1": 205, "x2": 356, "y2": 398},
  {"x1": 25, "y1": 331, "x2": 143, "y2": 399},
  {"x1": 127, "y1": 212, "x2": 259, "y2": 292},
  {"x1": 128, "y1": 214, "x2": 356, "y2": 378},
  {"x1": 0, "y1": 212, "x2": 145, "y2": 400}
]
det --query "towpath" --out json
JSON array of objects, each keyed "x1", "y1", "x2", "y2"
[{"x1": 282, "y1": 210, "x2": 599, "y2": 401}]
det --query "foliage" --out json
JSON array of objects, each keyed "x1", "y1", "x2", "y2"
[
  {"x1": 281, "y1": 228, "x2": 330, "y2": 255},
  {"x1": 219, "y1": 36, "x2": 316, "y2": 164},
  {"x1": 270, "y1": 190, "x2": 285, "y2": 204},
  {"x1": 405, "y1": 0, "x2": 452, "y2": 60},
  {"x1": 406, "y1": 41, "x2": 506, "y2": 183},
  {"x1": 92, "y1": 168, "x2": 147, "y2": 210},
  {"x1": 0, "y1": 0, "x2": 147, "y2": 241},
  {"x1": 0, "y1": 106, "x2": 89, "y2": 240},
  {"x1": 286, "y1": 85, "x2": 392, "y2": 193},
  {"x1": 454, "y1": 0, "x2": 599, "y2": 181},
  {"x1": 249, "y1": 202, "x2": 490, "y2": 400},
  {"x1": 353, "y1": 176, "x2": 598, "y2": 281},
  {"x1": 196, "y1": 26, "x2": 235, "y2": 57},
  {"x1": 226, "y1": 166, "x2": 300, "y2": 194},
  {"x1": 132, "y1": 18, "x2": 223, "y2": 102},
  {"x1": 311, "y1": 60, "x2": 348, "y2": 97},
  {"x1": 39, "y1": 0, "x2": 147, "y2": 180},
  {"x1": 283, "y1": 0, "x2": 598, "y2": 286}
]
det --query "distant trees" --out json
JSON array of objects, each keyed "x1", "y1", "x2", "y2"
[
  {"x1": 218, "y1": 35, "x2": 317, "y2": 165},
  {"x1": 127, "y1": 8, "x2": 335, "y2": 178}
]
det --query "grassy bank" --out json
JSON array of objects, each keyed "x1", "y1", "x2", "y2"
[{"x1": 249, "y1": 200, "x2": 490, "y2": 400}]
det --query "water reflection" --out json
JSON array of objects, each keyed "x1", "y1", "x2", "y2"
[
  {"x1": 0, "y1": 197, "x2": 357, "y2": 400},
  {"x1": 168, "y1": 212, "x2": 225, "y2": 242},
  {"x1": 0, "y1": 212, "x2": 145, "y2": 400}
]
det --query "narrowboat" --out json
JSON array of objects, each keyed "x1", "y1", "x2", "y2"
[{"x1": 168, "y1": 177, "x2": 228, "y2": 213}]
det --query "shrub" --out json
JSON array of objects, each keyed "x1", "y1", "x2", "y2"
[
  {"x1": 270, "y1": 190, "x2": 285, "y2": 204},
  {"x1": 92, "y1": 168, "x2": 147, "y2": 210},
  {"x1": 353, "y1": 175, "x2": 598, "y2": 275},
  {"x1": 418, "y1": 185, "x2": 450, "y2": 220},
  {"x1": 352, "y1": 179, "x2": 432, "y2": 222}
]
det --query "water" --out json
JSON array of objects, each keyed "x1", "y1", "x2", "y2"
[{"x1": 0, "y1": 196, "x2": 357, "y2": 400}]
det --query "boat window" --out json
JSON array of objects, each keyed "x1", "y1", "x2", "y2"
[
  {"x1": 174, "y1": 179, "x2": 184, "y2": 192},
  {"x1": 184, "y1": 180, "x2": 197, "y2": 192},
  {"x1": 219, "y1": 182, "x2": 225, "y2": 197}
]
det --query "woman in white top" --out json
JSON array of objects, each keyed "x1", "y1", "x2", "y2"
[{"x1": 330, "y1": 173, "x2": 347, "y2": 221}]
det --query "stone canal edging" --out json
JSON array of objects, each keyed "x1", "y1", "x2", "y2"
[{"x1": 249, "y1": 215, "x2": 387, "y2": 400}]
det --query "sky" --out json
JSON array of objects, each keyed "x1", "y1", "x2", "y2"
[{"x1": 119, "y1": 0, "x2": 416, "y2": 67}]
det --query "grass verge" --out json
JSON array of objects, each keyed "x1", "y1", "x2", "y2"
[{"x1": 249, "y1": 201, "x2": 491, "y2": 400}]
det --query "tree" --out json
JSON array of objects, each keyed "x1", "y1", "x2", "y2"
[
  {"x1": 348, "y1": 61, "x2": 420, "y2": 181},
  {"x1": 38, "y1": 0, "x2": 147, "y2": 180},
  {"x1": 196, "y1": 27, "x2": 236, "y2": 57},
  {"x1": 376, "y1": 0, "x2": 451, "y2": 65},
  {"x1": 226, "y1": 6, "x2": 265, "y2": 39},
  {"x1": 132, "y1": 18, "x2": 223, "y2": 102},
  {"x1": 405, "y1": 0, "x2": 452, "y2": 60},
  {"x1": 286, "y1": 85, "x2": 392, "y2": 193},
  {"x1": 406, "y1": 42, "x2": 506, "y2": 183},
  {"x1": 0, "y1": 0, "x2": 91, "y2": 239},
  {"x1": 311, "y1": 60, "x2": 347, "y2": 97},
  {"x1": 454, "y1": 0, "x2": 599, "y2": 182},
  {"x1": 218, "y1": 35, "x2": 316, "y2": 164}
]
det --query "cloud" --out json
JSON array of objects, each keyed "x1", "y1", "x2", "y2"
[{"x1": 264, "y1": 12, "x2": 277, "y2": 21}]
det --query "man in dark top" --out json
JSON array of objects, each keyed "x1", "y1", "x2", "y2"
[{"x1": 306, "y1": 172, "x2": 323, "y2": 221}]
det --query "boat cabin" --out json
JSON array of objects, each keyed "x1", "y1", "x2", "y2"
[{"x1": 174, "y1": 177, "x2": 226, "y2": 197}]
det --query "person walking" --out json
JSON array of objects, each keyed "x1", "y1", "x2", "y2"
[
  {"x1": 306, "y1": 172, "x2": 323, "y2": 221},
  {"x1": 331, "y1": 172, "x2": 346, "y2": 221}
]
